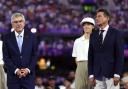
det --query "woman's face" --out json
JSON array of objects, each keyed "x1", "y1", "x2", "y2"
[{"x1": 82, "y1": 23, "x2": 94, "y2": 34}]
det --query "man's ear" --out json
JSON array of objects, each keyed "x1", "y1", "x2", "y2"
[{"x1": 107, "y1": 16, "x2": 110, "y2": 22}]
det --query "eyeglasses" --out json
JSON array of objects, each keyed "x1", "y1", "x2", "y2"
[{"x1": 12, "y1": 20, "x2": 24, "y2": 24}]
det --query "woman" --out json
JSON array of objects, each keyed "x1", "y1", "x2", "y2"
[
  {"x1": 0, "y1": 34, "x2": 6, "y2": 89},
  {"x1": 72, "y1": 17, "x2": 95, "y2": 89}
]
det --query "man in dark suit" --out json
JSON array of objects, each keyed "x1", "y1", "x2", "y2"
[
  {"x1": 2, "y1": 12, "x2": 37, "y2": 89},
  {"x1": 88, "y1": 8, "x2": 124, "y2": 89}
]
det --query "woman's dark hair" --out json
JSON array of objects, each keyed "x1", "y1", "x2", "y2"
[{"x1": 82, "y1": 23, "x2": 95, "y2": 34}]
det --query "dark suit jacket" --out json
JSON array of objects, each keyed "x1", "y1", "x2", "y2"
[
  {"x1": 88, "y1": 27, "x2": 124, "y2": 79},
  {"x1": 2, "y1": 29, "x2": 37, "y2": 87}
]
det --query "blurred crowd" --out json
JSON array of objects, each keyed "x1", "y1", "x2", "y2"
[
  {"x1": 35, "y1": 71, "x2": 75, "y2": 89},
  {"x1": 38, "y1": 39, "x2": 74, "y2": 57},
  {"x1": 0, "y1": 0, "x2": 127, "y2": 34},
  {"x1": 0, "y1": 0, "x2": 127, "y2": 57}
]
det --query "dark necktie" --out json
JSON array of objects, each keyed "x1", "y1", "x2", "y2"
[{"x1": 98, "y1": 30, "x2": 104, "y2": 47}]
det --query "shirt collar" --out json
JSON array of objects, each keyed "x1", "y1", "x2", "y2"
[
  {"x1": 81, "y1": 35, "x2": 88, "y2": 41},
  {"x1": 15, "y1": 30, "x2": 24, "y2": 37},
  {"x1": 100, "y1": 25, "x2": 109, "y2": 32}
]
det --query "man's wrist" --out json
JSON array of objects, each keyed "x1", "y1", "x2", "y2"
[
  {"x1": 89, "y1": 75, "x2": 94, "y2": 79},
  {"x1": 114, "y1": 74, "x2": 120, "y2": 78},
  {"x1": 25, "y1": 68, "x2": 30, "y2": 73},
  {"x1": 14, "y1": 68, "x2": 20, "y2": 74}
]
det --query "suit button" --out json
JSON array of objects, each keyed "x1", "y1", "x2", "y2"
[{"x1": 20, "y1": 56, "x2": 22, "y2": 59}]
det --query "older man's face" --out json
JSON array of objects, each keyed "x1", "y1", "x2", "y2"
[{"x1": 11, "y1": 16, "x2": 25, "y2": 33}]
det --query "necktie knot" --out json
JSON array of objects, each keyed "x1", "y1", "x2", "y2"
[
  {"x1": 18, "y1": 35, "x2": 22, "y2": 38},
  {"x1": 100, "y1": 30, "x2": 104, "y2": 34}
]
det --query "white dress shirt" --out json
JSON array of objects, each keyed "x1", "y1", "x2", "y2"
[
  {"x1": 72, "y1": 35, "x2": 89, "y2": 61},
  {"x1": 15, "y1": 30, "x2": 24, "y2": 45}
]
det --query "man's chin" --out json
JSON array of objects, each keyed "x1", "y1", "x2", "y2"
[
  {"x1": 97, "y1": 24, "x2": 102, "y2": 27},
  {"x1": 15, "y1": 29, "x2": 23, "y2": 33}
]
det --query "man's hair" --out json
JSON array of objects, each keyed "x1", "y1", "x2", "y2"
[
  {"x1": 96, "y1": 8, "x2": 110, "y2": 18},
  {"x1": 11, "y1": 12, "x2": 25, "y2": 23}
]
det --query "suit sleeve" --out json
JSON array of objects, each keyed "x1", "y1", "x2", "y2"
[
  {"x1": 27, "y1": 33, "x2": 38, "y2": 72},
  {"x1": 2, "y1": 35, "x2": 17, "y2": 73},
  {"x1": 114, "y1": 30, "x2": 124, "y2": 76},
  {"x1": 88, "y1": 34, "x2": 94, "y2": 76}
]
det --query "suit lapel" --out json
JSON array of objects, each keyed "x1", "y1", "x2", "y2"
[
  {"x1": 11, "y1": 32, "x2": 21, "y2": 53},
  {"x1": 95, "y1": 29, "x2": 100, "y2": 45},
  {"x1": 95, "y1": 28, "x2": 112, "y2": 47},
  {"x1": 102, "y1": 27, "x2": 112, "y2": 45},
  {"x1": 21, "y1": 30, "x2": 29, "y2": 54},
  {"x1": 96, "y1": 29, "x2": 100, "y2": 40}
]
